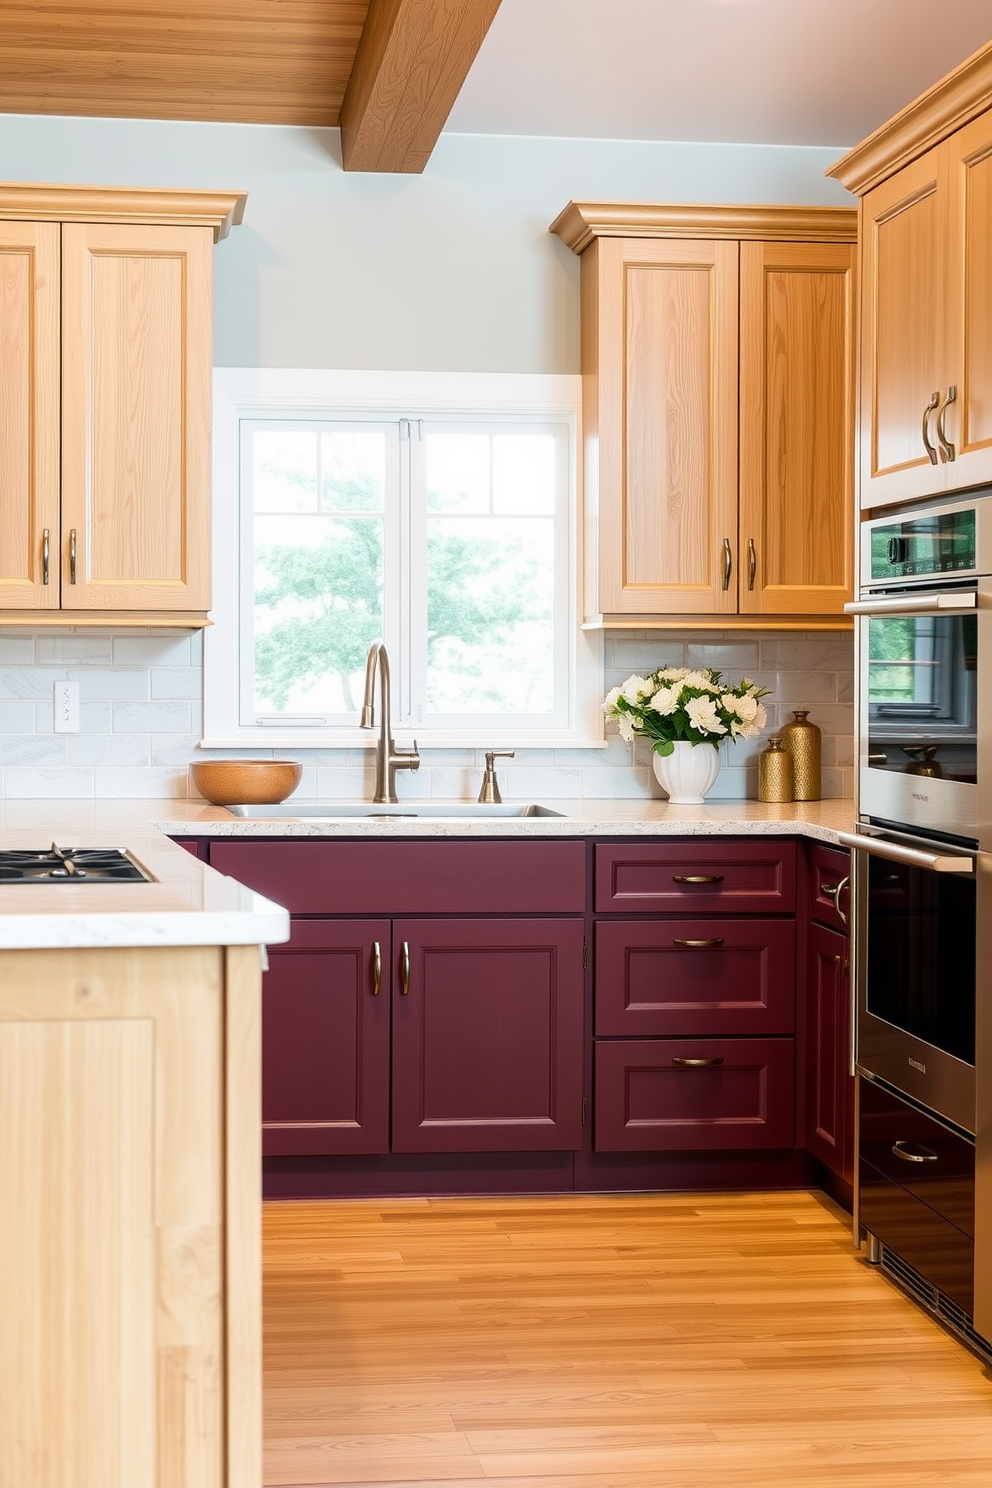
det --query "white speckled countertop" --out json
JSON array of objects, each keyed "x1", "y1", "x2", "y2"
[
  {"x1": 148, "y1": 796, "x2": 857, "y2": 844},
  {"x1": 0, "y1": 797, "x2": 854, "y2": 949}
]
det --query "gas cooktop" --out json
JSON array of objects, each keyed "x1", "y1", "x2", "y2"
[{"x1": 0, "y1": 845, "x2": 153, "y2": 883}]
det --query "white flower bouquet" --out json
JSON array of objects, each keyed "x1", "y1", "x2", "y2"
[{"x1": 603, "y1": 666, "x2": 770, "y2": 756}]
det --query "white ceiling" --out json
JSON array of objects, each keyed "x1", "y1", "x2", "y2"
[{"x1": 447, "y1": 0, "x2": 992, "y2": 149}]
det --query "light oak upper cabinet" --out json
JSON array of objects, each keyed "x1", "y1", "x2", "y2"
[
  {"x1": 829, "y1": 43, "x2": 992, "y2": 510},
  {"x1": 0, "y1": 185, "x2": 246, "y2": 625},
  {"x1": 551, "y1": 204, "x2": 856, "y2": 628}
]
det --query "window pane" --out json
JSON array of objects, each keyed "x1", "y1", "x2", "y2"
[
  {"x1": 493, "y1": 433, "x2": 556, "y2": 515},
  {"x1": 426, "y1": 516, "x2": 555, "y2": 714},
  {"x1": 252, "y1": 514, "x2": 383, "y2": 715},
  {"x1": 320, "y1": 431, "x2": 386, "y2": 512},
  {"x1": 426, "y1": 432, "x2": 490, "y2": 512},
  {"x1": 253, "y1": 431, "x2": 317, "y2": 513}
]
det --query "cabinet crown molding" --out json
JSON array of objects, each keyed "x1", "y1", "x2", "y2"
[
  {"x1": 827, "y1": 39, "x2": 992, "y2": 195},
  {"x1": 549, "y1": 201, "x2": 856, "y2": 254},
  {"x1": 0, "y1": 183, "x2": 247, "y2": 240}
]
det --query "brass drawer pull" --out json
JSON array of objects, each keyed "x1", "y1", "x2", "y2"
[
  {"x1": 673, "y1": 937, "x2": 725, "y2": 948},
  {"x1": 672, "y1": 874, "x2": 724, "y2": 884},
  {"x1": 372, "y1": 940, "x2": 381, "y2": 995},
  {"x1": 400, "y1": 940, "x2": 410, "y2": 996},
  {"x1": 721, "y1": 537, "x2": 733, "y2": 590},
  {"x1": 747, "y1": 536, "x2": 757, "y2": 591},
  {"x1": 42, "y1": 528, "x2": 50, "y2": 585},
  {"x1": 673, "y1": 1056, "x2": 725, "y2": 1068},
  {"x1": 936, "y1": 385, "x2": 957, "y2": 462},
  {"x1": 892, "y1": 1140, "x2": 938, "y2": 1165},
  {"x1": 922, "y1": 390, "x2": 940, "y2": 465},
  {"x1": 820, "y1": 875, "x2": 850, "y2": 925},
  {"x1": 69, "y1": 527, "x2": 77, "y2": 585}
]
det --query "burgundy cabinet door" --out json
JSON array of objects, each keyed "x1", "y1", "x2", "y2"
[
  {"x1": 391, "y1": 919, "x2": 584, "y2": 1153},
  {"x1": 805, "y1": 921, "x2": 854, "y2": 1181},
  {"x1": 263, "y1": 918, "x2": 391, "y2": 1157},
  {"x1": 595, "y1": 840, "x2": 796, "y2": 914},
  {"x1": 595, "y1": 919, "x2": 795, "y2": 1037},
  {"x1": 594, "y1": 1038, "x2": 795, "y2": 1151}
]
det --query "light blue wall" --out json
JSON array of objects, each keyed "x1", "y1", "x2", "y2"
[{"x1": 0, "y1": 116, "x2": 852, "y2": 370}]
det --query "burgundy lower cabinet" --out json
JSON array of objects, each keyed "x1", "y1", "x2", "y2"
[
  {"x1": 262, "y1": 917, "x2": 391, "y2": 1157},
  {"x1": 595, "y1": 919, "x2": 795, "y2": 1037},
  {"x1": 805, "y1": 919, "x2": 854, "y2": 1183},
  {"x1": 594, "y1": 1038, "x2": 796, "y2": 1152},
  {"x1": 390, "y1": 919, "x2": 585, "y2": 1154}
]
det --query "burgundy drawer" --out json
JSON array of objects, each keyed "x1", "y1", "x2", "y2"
[
  {"x1": 594, "y1": 1037, "x2": 795, "y2": 1152},
  {"x1": 595, "y1": 840, "x2": 795, "y2": 914},
  {"x1": 209, "y1": 839, "x2": 586, "y2": 915},
  {"x1": 170, "y1": 837, "x2": 206, "y2": 860},
  {"x1": 808, "y1": 843, "x2": 850, "y2": 932},
  {"x1": 595, "y1": 919, "x2": 795, "y2": 1036}
]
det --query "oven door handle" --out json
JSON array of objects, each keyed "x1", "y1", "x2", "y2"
[
  {"x1": 844, "y1": 591, "x2": 976, "y2": 616},
  {"x1": 836, "y1": 830, "x2": 975, "y2": 874}
]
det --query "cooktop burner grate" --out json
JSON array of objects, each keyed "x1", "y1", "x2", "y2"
[{"x1": 0, "y1": 844, "x2": 153, "y2": 883}]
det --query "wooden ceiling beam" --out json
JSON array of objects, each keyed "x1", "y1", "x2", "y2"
[{"x1": 340, "y1": 0, "x2": 502, "y2": 173}]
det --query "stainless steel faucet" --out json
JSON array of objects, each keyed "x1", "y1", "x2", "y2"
[{"x1": 361, "y1": 642, "x2": 420, "y2": 803}]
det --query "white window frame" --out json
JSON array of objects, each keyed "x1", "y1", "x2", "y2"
[{"x1": 204, "y1": 368, "x2": 604, "y2": 750}]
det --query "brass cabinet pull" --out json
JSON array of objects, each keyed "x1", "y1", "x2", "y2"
[
  {"x1": 672, "y1": 874, "x2": 724, "y2": 884},
  {"x1": 673, "y1": 937, "x2": 725, "y2": 948},
  {"x1": 921, "y1": 391, "x2": 940, "y2": 465},
  {"x1": 721, "y1": 537, "x2": 733, "y2": 590},
  {"x1": 747, "y1": 536, "x2": 757, "y2": 591},
  {"x1": 400, "y1": 940, "x2": 410, "y2": 995},
  {"x1": 372, "y1": 940, "x2": 381, "y2": 995},
  {"x1": 42, "y1": 528, "x2": 50, "y2": 586},
  {"x1": 673, "y1": 1055, "x2": 725, "y2": 1068},
  {"x1": 936, "y1": 384, "x2": 957, "y2": 462},
  {"x1": 820, "y1": 875, "x2": 850, "y2": 925},
  {"x1": 892, "y1": 1140, "x2": 938, "y2": 1165},
  {"x1": 69, "y1": 528, "x2": 77, "y2": 585}
]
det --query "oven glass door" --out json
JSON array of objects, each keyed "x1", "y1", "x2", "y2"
[
  {"x1": 865, "y1": 611, "x2": 977, "y2": 782},
  {"x1": 865, "y1": 851, "x2": 975, "y2": 1066}
]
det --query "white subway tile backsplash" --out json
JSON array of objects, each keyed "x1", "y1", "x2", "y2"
[
  {"x1": 0, "y1": 702, "x2": 36, "y2": 732},
  {"x1": 112, "y1": 635, "x2": 191, "y2": 666},
  {"x1": 35, "y1": 636, "x2": 113, "y2": 665},
  {"x1": 112, "y1": 700, "x2": 191, "y2": 733},
  {"x1": 0, "y1": 626, "x2": 855, "y2": 800},
  {"x1": 5, "y1": 767, "x2": 92, "y2": 798}
]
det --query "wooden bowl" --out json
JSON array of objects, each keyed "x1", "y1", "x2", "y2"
[{"x1": 190, "y1": 760, "x2": 303, "y2": 806}]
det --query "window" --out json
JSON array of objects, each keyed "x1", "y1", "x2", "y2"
[{"x1": 206, "y1": 370, "x2": 601, "y2": 748}]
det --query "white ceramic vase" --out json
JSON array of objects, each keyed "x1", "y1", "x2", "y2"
[{"x1": 652, "y1": 741, "x2": 721, "y2": 804}]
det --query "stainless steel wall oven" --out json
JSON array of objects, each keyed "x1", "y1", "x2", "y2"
[{"x1": 846, "y1": 489, "x2": 992, "y2": 1359}]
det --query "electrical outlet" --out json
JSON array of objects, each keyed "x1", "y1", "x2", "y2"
[{"x1": 53, "y1": 680, "x2": 80, "y2": 733}]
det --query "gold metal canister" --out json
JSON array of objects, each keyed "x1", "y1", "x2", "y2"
[
  {"x1": 779, "y1": 709, "x2": 821, "y2": 800},
  {"x1": 758, "y1": 736, "x2": 794, "y2": 802}
]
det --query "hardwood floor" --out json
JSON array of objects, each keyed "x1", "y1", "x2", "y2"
[{"x1": 263, "y1": 1191, "x2": 992, "y2": 1486}]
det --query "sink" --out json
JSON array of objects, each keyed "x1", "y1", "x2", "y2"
[{"x1": 226, "y1": 801, "x2": 566, "y2": 820}]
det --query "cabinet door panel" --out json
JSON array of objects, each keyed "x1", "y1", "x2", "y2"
[
  {"x1": 808, "y1": 843, "x2": 850, "y2": 933},
  {"x1": 60, "y1": 222, "x2": 212, "y2": 610},
  {"x1": 805, "y1": 922, "x2": 853, "y2": 1181},
  {"x1": 0, "y1": 221, "x2": 60, "y2": 609},
  {"x1": 594, "y1": 237, "x2": 739, "y2": 615},
  {"x1": 738, "y1": 241, "x2": 854, "y2": 615},
  {"x1": 391, "y1": 919, "x2": 584, "y2": 1153},
  {"x1": 947, "y1": 110, "x2": 992, "y2": 486},
  {"x1": 594, "y1": 1037, "x2": 794, "y2": 1151},
  {"x1": 263, "y1": 918, "x2": 390, "y2": 1156},
  {"x1": 596, "y1": 918, "x2": 795, "y2": 1037},
  {"x1": 209, "y1": 838, "x2": 586, "y2": 915},
  {"x1": 860, "y1": 148, "x2": 949, "y2": 508}
]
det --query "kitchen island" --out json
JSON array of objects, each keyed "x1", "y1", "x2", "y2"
[{"x1": 0, "y1": 819, "x2": 288, "y2": 1488}]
